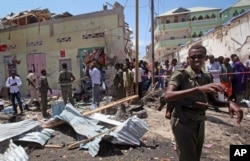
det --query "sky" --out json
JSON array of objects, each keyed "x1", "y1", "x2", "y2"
[{"x1": 0, "y1": 0, "x2": 238, "y2": 58}]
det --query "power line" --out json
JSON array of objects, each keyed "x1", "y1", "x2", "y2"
[{"x1": 123, "y1": 0, "x2": 128, "y2": 8}]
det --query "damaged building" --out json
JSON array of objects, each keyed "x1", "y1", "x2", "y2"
[
  {"x1": 0, "y1": 2, "x2": 134, "y2": 96},
  {"x1": 177, "y1": 9, "x2": 250, "y2": 63}
]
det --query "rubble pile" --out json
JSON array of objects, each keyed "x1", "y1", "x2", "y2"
[{"x1": 0, "y1": 94, "x2": 151, "y2": 159}]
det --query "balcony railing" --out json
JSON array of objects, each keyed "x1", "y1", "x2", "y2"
[
  {"x1": 154, "y1": 38, "x2": 191, "y2": 49},
  {"x1": 155, "y1": 22, "x2": 190, "y2": 33},
  {"x1": 155, "y1": 18, "x2": 225, "y2": 34},
  {"x1": 191, "y1": 19, "x2": 224, "y2": 29}
]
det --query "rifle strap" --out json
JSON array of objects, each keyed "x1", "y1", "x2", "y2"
[
  {"x1": 183, "y1": 70, "x2": 208, "y2": 103},
  {"x1": 173, "y1": 69, "x2": 208, "y2": 123}
]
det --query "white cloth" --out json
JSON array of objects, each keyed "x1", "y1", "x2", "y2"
[
  {"x1": 6, "y1": 76, "x2": 22, "y2": 93},
  {"x1": 26, "y1": 72, "x2": 40, "y2": 105},
  {"x1": 26, "y1": 73, "x2": 36, "y2": 86},
  {"x1": 132, "y1": 67, "x2": 144, "y2": 83},
  {"x1": 205, "y1": 61, "x2": 221, "y2": 79},
  {"x1": 205, "y1": 61, "x2": 224, "y2": 101},
  {"x1": 89, "y1": 67, "x2": 101, "y2": 85},
  {"x1": 171, "y1": 65, "x2": 179, "y2": 73}
]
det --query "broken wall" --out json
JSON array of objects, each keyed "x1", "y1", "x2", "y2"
[
  {"x1": 179, "y1": 11, "x2": 250, "y2": 64},
  {"x1": 0, "y1": 7, "x2": 127, "y2": 95}
]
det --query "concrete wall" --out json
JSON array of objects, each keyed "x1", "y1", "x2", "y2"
[
  {"x1": 178, "y1": 11, "x2": 250, "y2": 65},
  {"x1": 0, "y1": 7, "x2": 126, "y2": 96}
]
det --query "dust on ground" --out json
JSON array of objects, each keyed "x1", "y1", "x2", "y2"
[{"x1": 1, "y1": 98, "x2": 250, "y2": 161}]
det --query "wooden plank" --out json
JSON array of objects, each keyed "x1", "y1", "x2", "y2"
[
  {"x1": 41, "y1": 120, "x2": 65, "y2": 128},
  {"x1": 41, "y1": 95, "x2": 138, "y2": 128},
  {"x1": 44, "y1": 144, "x2": 64, "y2": 148},
  {"x1": 67, "y1": 126, "x2": 117, "y2": 150},
  {"x1": 69, "y1": 95, "x2": 138, "y2": 147},
  {"x1": 0, "y1": 113, "x2": 15, "y2": 120},
  {"x1": 82, "y1": 95, "x2": 138, "y2": 116}
]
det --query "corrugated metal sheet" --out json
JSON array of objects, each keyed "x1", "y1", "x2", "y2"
[
  {"x1": 52, "y1": 103, "x2": 149, "y2": 157},
  {"x1": 88, "y1": 113, "x2": 122, "y2": 126},
  {"x1": 0, "y1": 139, "x2": 29, "y2": 161},
  {"x1": 14, "y1": 128, "x2": 55, "y2": 146},
  {"x1": 51, "y1": 100, "x2": 65, "y2": 116},
  {"x1": 55, "y1": 103, "x2": 108, "y2": 137},
  {"x1": 0, "y1": 119, "x2": 40, "y2": 142},
  {"x1": 79, "y1": 116, "x2": 149, "y2": 157},
  {"x1": 110, "y1": 115, "x2": 149, "y2": 145},
  {"x1": 80, "y1": 137, "x2": 102, "y2": 157}
]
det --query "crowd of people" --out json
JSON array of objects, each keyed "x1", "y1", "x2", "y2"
[
  {"x1": 150, "y1": 53, "x2": 250, "y2": 106},
  {"x1": 91, "y1": 46, "x2": 246, "y2": 161},
  {"x1": 5, "y1": 49, "x2": 250, "y2": 115},
  {"x1": 83, "y1": 50, "x2": 250, "y2": 108},
  {"x1": 163, "y1": 44, "x2": 243, "y2": 161},
  {"x1": 5, "y1": 69, "x2": 52, "y2": 117},
  {"x1": 5, "y1": 63, "x2": 76, "y2": 118},
  {"x1": 3, "y1": 44, "x2": 248, "y2": 161}
]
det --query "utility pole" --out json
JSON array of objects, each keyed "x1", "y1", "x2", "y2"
[
  {"x1": 151, "y1": 0, "x2": 155, "y2": 85},
  {"x1": 135, "y1": 0, "x2": 139, "y2": 96}
]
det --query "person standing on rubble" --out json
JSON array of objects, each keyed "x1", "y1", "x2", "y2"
[
  {"x1": 26, "y1": 70, "x2": 40, "y2": 109},
  {"x1": 113, "y1": 63, "x2": 125, "y2": 100},
  {"x1": 123, "y1": 64, "x2": 134, "y2": 97},
  {"x1": 38, "y1": 69, "x2": 52, "y2": 117},
  {"x1": 132, "y1": 61, "x2": 144, "y2": 98},
  {"x1": 89, "y1": 61, "x2": 101, "y2": 107},
  {"x1": 164, "y1": 44, "x2": 243, "y2": 161},
  {"x1": 6, "y1": 70, "x2": 23, "y2": 115},
  {"x1": 58, "y1": 63, "x2": 76, "y2": 106}
]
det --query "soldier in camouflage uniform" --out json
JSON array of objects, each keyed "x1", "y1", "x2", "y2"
[
  {"x1": 165, "y1": 45, "x2": 243, "y2": 161},
  {"x1": 58, "y1": 63, "x2": 75, "y2": 106}
]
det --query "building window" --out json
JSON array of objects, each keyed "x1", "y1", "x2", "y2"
[
  {"x1": 198, "y1": 16, "x2": 203, "y2": 20},
  {"x1": 192, "y1": 32, "x2": 197, "y2": 38},
  {"x1": 27, "y1": 40, "x2": 43, "y2": 47},
  {"x1": 82, "y1": 32, "x2": 104, "y2": 39},
  {"x1": 166, "y1": 20, "x2": 170, "y2": 24},
  {"x1": 240, "y1": 9, "x2": 245, "y2": 14},
  {"x1": 211, "y1": 14, "x2": 216, "y2": 19},
  {"x1": 183, "y1": 36, "x2": 186, "y2": 38},
  {"x1": 198, "y1": 31, "x2": 203, "y2": 37},
  {"x1": 205, "y1": 15, "x2": 210, "y2": 19},
  {"x1": 181, "y1": 18, "x2": 185, "y2": 22},
  {"x1": 170, "y1": 37, "x2": 175, "y2": 40},
  {"x1": 57, "y1": 37, "x2": 71, "y2": 43},
  {"x1": 174, "y1": 19, "x2": 178, "y2": 23},
  {"x1": 192, "y1": 16, "x2": 197, "y2": 21},
  {"x1": 233, "y1": 10, "x2": 239, "y2": 16}
]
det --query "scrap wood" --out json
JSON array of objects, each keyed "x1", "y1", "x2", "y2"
[
  {"x1": 40, "y1": 95, "x2": 138, "y2": 129},
  {"x1": 44, "y1": 144, "x2": 65, "y2": 148},
  {"x1": 141, "y1": 83, "x2": 160, "y2": 102},
  {"x1": 82, "y1": 95, "x2": 138, "y2": 116},
  {"x1": 67, "y1": 126, "x2": 117, "y2": 150},
  {"x1": 41, "y1": 120, "x2": 65, "y2": 128},
  {"x1": 0, "y1": 113, "x2": 15, "y2": 120},
  {"x1": 142, "y1": 82, "x2": 158, "y2": 99}
]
